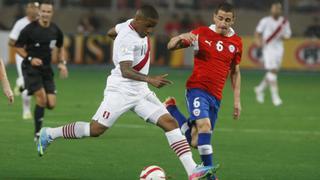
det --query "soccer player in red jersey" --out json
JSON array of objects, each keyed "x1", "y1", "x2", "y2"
[{"x1": 164, "y1": 3, "x2": 242, "y2": 179}]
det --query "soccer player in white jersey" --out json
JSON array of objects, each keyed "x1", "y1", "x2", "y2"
[
  {"x1": 254, "y1": 2, "x2": 291, "y2": 106},
  {"x1": 37, "y1": 5, "x2": 214, "y2": 180},
  {"x1": 8, "y1": 0, "x2": 39, "y2": 119}
]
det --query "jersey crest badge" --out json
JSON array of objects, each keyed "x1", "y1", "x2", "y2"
[
  {"x1": 49, "y1": 40, "x2": 57, "y2": 49},
  {"x1": 229, "y1": 45, "x2": 235, "y2": 53},
  {"x1": 193, "y1": 109, "x2": 201, "y2": 117}
]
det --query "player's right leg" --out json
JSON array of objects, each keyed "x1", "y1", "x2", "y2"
[
  {"x1": 266, "y1": 70, "x2": 282, "y2": 106},
  {"x1": 254, "y1": 74, "x2": 266, "y2": 104},
  {"x1": 38, "y1": 91, "x2": 131, "y2": 156},
  {"x1": 38, "y1": 121, "x2": 106, "y2": 156}
]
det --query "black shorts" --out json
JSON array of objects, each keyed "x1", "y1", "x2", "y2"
[{"x1": 22, "y1": 62, "x2": 56, "y2": 95}]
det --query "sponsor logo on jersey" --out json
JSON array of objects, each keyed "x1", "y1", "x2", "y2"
[{"x1": 205, "y1": 40, "x2": 212, "y2": 46}]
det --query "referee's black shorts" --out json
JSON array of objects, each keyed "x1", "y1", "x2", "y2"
[{"x1": 22, "y1": 61, "x2": 56, "y2": 95}]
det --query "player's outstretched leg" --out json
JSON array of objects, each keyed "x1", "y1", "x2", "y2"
[
  {"x1": 164, "y1": 97, "x2": 192, "y2": 145},
  {"x1": 157, "y1": 114, "x2": 216, "y2": 179},
  {"x1": 37, "y1": 121, "x2": 106, "y2": 156}
]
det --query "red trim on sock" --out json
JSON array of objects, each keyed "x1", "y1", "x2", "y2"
[
  {"x1": 177, "y1": 149, "x2": 191, "y2": 157},
  {"x1": 171, "y1": 139, "x2": 187, "y2": 149},
  {"x1": 70, "y1": 123, "x2": 76, "y2": 138},
  {"x1": 176, "y1": 146, "x2": 191, "y2": 156},
  {"x1": 172, "y1": 141, "x2": 189, "y2": 152},
  {"x1": 62, "y1": 126, "x2": 66, "y2": 138}
]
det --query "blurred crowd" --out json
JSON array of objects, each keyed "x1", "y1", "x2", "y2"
[{"x1": 0, "y1": 0, "x2": 319, "y2": 66}]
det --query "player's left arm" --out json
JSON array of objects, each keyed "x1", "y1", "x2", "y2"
[
  {"x1": 57, "y1": 47, "x2": 68, "y2": 79},
  {"x1": 56, "y1": 27, "x2": 68, "y2": 79},
  {"x1": 282, "y1": 20, "x2": 292, "y2": 40},
  {"x1": 230, "y1": 40, "x2": 242, "y2": 120},
  {"x1": 107, "y1": 27, "x2": 117, "y2": 40},
  {"x1": 167, "y1": 32, "x2": 197, "y2": 50},
  {"x1": 230, "y1": 62, "x2": 241, "y2": 120}
]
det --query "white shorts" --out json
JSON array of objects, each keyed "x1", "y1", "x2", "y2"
[
  {"x1": 263, "y1": 48, "x2": 283, "y2": 70},
  {"x1": 92, "y1": 90, "x2": 168, "y2": 127}
]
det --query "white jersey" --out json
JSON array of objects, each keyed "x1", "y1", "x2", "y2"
[
  {"x1": 9, "y1": 17, "x2": 31, "y2": 40},
  {"x1": 93, "y1": 19, "x2": 168, "y2": 127},
  {"x1": 256, "y1": 16, "x2": 291, "y2": 51},
  {"x1": 106, "y1": 19, "x2": 151, "y2": 96}
]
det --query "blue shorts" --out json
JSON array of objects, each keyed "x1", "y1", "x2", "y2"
[{"x1": 186, "y1": 88, "x2": 221, "y2": 130}]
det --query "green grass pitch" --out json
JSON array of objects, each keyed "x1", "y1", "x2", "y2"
[{"x1": 0, "y1": 66, "x2": 319, "y2": 180}]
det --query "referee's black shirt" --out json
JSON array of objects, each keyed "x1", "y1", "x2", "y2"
[{"x1": 15, "y1": 20, "x2": 63, "y2": 66}]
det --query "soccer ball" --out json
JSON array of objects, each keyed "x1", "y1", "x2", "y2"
[{"x1": 139, "y1": 165, "x2": 166, "y2": 180}]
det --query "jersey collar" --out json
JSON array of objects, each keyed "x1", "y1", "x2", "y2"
[{"x1": 209, "y1": 24, "x2": 235, "y2": 37}]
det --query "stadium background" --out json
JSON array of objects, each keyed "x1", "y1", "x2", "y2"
[{"x1": 0, "y1": 0, "x2": 319, "y2": 180}]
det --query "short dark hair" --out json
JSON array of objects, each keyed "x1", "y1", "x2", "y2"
[
  {"x1": 41, "y1": 0, "x2": 54, "y2": 5},
  {"x1": 138, "y1": 5, "x2": 159, "y2": 20},
  {"x1": 215, "y1": 2, "x2": 235, "y2": 16}
]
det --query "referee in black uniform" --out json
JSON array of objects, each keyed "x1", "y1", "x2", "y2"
[{"x1": 15, "y1": 0, "x2": 68, "y2": 141}]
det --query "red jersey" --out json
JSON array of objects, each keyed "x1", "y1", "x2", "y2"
[{"x1": 186, "y1": 25, "x2": 242, "y2": 100}]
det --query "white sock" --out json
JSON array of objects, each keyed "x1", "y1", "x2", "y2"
[
  {"x1": 22, "y1": 90, "x2": 31, "y2": 114},
  {"x1": 270, "y1": 81, "x2": 280, "y2": 100},
  {"x1": 256, "y1": 74, "x2": 268, "y2": 92},
  {"x1": 165, "y1": 128, "x2": 196, "y2": 176},
  {"x1": 266, "y1": 73, "x2": 281, "y2": 100},
  {"x1": 48, "y1": 122, "x2": 90, "y2": 140}
]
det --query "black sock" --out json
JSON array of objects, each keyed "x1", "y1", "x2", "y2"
[{"x1": 34, "y1": 105, "x2": 45, "y2": 135}]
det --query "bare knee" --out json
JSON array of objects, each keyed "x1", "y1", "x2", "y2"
[
  {"x1": 196, "y1": 118, "x2": 211, "y2": 133},
  {"x1": 46, "y1": 103, "x2": 55, "y2": 110},
  {"x1": 191, "y1": 125, "x2": 199, "y2": 148},
  {"x1": 34, "y1": 90, "x2": 47, "y2": 107},
  {"x1": 191, "y1": 139, "x2": 198, "y2": 148},
  {"x1": 157, "y1": 114, "x2": 179, "y2": 132},
  {"x1": 36, "y1": 97, "x2": 47, "y2": 107},
  {"x1": 90, "y1": 121, "x2": 108, "y2": 137}
]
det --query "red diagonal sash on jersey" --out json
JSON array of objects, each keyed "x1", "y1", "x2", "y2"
[
  {"x1": 133, "y1": 37, "x2": 150, "y2": 71},
  {"x1": 265, "y1": 18, "x2": 287, "y2": 44}
]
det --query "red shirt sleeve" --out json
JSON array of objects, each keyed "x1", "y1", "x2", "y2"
[
  {"x1": 191, "y1": 27, "x2": 201, "y2": 35},
  {"x1": 180, "y1": 27, "x2": 202, "y2": 47},
  {"x1": 234, "y1": 38, "x2": 243, "y2": 65}
]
